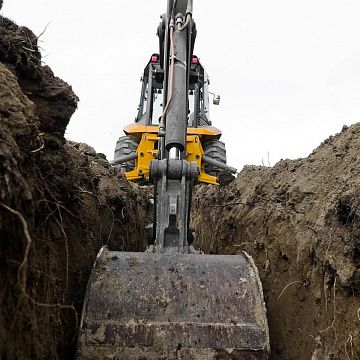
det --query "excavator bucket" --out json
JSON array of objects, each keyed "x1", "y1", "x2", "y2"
[{"x1": 76, "y1": 247, "x2": 270, "y2": 359}]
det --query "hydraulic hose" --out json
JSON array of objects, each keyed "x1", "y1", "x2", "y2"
[
  {"x1": 160, "y1": 19, "x2": 175, "y2": 128},
  {"x1": 178, "y1": 13, "x2": 191, "y2": 31},
  {"x1": 179, "y1": 0, "x2": 193, "y2": 31}
]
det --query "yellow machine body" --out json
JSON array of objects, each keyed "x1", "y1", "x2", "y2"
[{"x1": 122, "y1": 123, "x2": 223, "y2": 185}]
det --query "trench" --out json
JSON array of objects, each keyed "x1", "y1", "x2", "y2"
[{"x1": 1, "y1": 14, "x2": 359, "y2": 360}]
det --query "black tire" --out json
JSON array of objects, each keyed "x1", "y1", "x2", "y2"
[
  {"x1": 202, "y1": 139, "x2": 227, "y2": 175},
  {"x1": 114, "y1": 135, "x2": 139, "y2": 172}
]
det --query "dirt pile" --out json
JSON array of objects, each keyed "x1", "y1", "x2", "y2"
[
  {"x1": 0, "y1": 16, "x2": 147, "y2": 359},
  {"x1": 192, "y1": 124, "x2": 360, "y2": 359}
]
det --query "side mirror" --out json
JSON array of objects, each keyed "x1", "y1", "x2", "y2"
[
  {"x1": 209, "y1": 92, "x2": 221, "y2": 105},
  {"x1": 213, "y1": 95, "x2": 220, "y2": 105}
]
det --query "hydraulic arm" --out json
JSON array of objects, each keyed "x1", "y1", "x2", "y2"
[
  {"x1": 151, "y1": 0, "x2": 197, "y2": 253},
  {"x1": 76, "y1": 2, "x2": 270, "y2": 358}
]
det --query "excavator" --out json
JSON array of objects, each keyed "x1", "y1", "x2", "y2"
[{"x1": 76, "y1": 1, "x2": 270, "y2": 359}]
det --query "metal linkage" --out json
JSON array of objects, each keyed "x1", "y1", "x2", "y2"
[
  {"x1": 203, "y1": 155, "x2": 238, "y2": 174},
  {"x1": 150, "y1": 159, "x2": 198, "y2": 253},
  {"x1": 110, "y1": 153, "x2": 137, "y2": 166},
  {"x1": 150, "y1": 0, "x2": 198, "y2": 254}
]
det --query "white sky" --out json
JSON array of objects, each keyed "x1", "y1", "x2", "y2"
[{"x1": 3, "y1": 1, "x2": 360, "y2": 169}]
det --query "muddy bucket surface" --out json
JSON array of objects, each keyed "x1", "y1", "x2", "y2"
[{"x1": 77, "y1": 248, "x2": 269, "y2": 359}]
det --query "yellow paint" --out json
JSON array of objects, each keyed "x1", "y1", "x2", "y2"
[
  {"x1": 122, "y1": 127, "x2": 220, "y2": 185},
  {"x1": 186, "y1": 135, "x2": 218, "y2": 185},
  {"x1": 124, "y1": 133, "x2": 159, "y2": 181},
  {"x1": 124, "y1": 123, "x2": 222, "y2": 138}
]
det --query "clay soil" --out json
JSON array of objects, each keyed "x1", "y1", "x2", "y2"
[{"x1": 1, "y1": 12, "x2": 360, "y2": 360}]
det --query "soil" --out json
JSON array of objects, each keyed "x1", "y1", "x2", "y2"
[
  {"x1": 0, "y1": 16, "x2": 148, "y2": 359},
  {"x1": 192, "y1": 125, "x2": 360, "y2": 359},
  {"x1": 1, "y1": 12, "x2": 360, "y2": 360}
]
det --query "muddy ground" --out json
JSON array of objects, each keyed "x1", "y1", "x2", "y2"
[
  {"x1": 192, "y1": 125, "x2": 360, "y2": 359},
  {"x1": 1, "y1": 13, "x2": 359, "y2": 360}
]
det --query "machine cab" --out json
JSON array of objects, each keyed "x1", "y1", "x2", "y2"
[{"x1": 135, "y1": 53, "x2": 215, "y2": 128}]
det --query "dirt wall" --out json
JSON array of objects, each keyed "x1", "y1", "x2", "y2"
[
  {"x1": 0, "y1": 16, "x2": 148, "y2": 359},
  {"x1": 192, "y1": 125, "x2": 360, "y2": 359}
]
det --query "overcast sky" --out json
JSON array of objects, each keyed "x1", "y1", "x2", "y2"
[{"x1": 3, "y1": 1, "x2": 360, "y2": 169}]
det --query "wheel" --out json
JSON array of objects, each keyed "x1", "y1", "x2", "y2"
[
  {"x1": 202, "y1": 139, "x2": 226, "y2": 175},
  {"x1": 114, "y1": 135, "x2": 139, "y2": 172}
]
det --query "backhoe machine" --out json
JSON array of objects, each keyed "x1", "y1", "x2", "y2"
[{"x1": 76, "y1": 1, "x2": 270, "y2": 359}]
